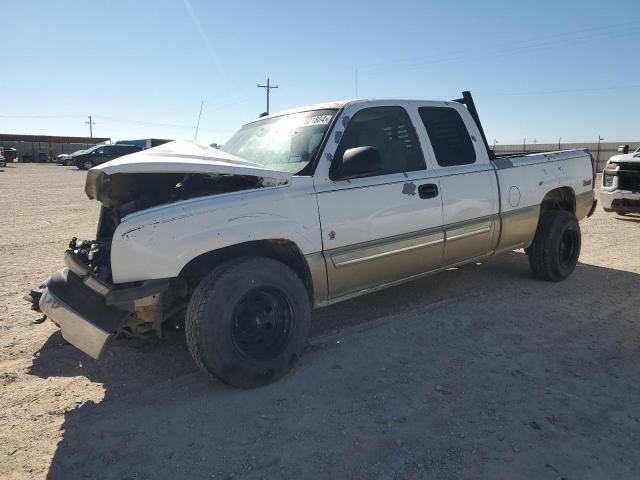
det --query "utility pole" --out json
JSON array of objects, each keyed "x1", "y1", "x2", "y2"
[
  {"x1": 257, "y1": 77, "x2": 278, "y2": 115},
  {"x1": 558, "y1": 137, "x2": 562, "y2": 150},
  {"x1": 493, "y1": 138, "x2": 498, "y2": 148},
  {"x1": 523, "y1": 138, "x2": 526, "y2": 152},
  {"x1": 85, "y1": 115, "x2": 96, "y2": 138}
]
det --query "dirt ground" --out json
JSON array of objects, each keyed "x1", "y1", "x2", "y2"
[{"x1": 1, "y1": 163, "x2": 639, "y2": 480}]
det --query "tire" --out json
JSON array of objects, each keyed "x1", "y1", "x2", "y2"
[
  {"x1": 81, "y1": 160, "x2": 94, "y2": 170},
  {"x1": 185, "y1": 256, "x2": 312, "y2": 388},
  {"x1": 527, "y1": 210, "x2": 581, "y2": 282}
]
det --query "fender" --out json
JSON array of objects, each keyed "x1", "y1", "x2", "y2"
[{"x1": 110, "y1": 177, "x2": 322, "y2": 284}]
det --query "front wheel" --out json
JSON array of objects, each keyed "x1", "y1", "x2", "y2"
[
  {"x1": 527, "y1": 210, "x2": 581, "y2": 282},
  {"x1": 81, "y1": 160, "x2": 93, "y2": 170},
  {"x1": 185, "y1": 257, "x2": 311, "y2": 388}
]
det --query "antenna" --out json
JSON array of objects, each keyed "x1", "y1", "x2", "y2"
[
  {"x1": 194, "y1": 100, "x2": 204, "y2": 141},
  {"x1": 355, "y1": 68, "x2": 358, "y2": 97}
]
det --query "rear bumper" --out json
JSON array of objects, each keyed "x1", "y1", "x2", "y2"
[
  {"x1": 38, "y1": 267, "x2": 169, "y2": 359},
  {"x1": 600, "y1": 189, "x2": 640, "y2": 213}
]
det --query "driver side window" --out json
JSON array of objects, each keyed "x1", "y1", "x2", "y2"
[{"x1": 331, "y1": 106, "x2": 425, "y2": 179}]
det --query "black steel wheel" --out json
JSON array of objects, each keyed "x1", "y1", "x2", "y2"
[
  {"x1": 231, "y1": 287, "x2": 294, "y2": 361},
  {"x1": 527, "y1": 209, "x2": 581, "y2": 282},
  {"x1": 185, "y1": 256, "x2": 311, "y2": 388}
]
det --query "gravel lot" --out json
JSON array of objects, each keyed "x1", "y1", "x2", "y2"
[{"x1": 1, "y1": 164, "x2": 639, "y2": 479}]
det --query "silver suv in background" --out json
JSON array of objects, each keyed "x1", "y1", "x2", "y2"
[{"x1": 601, "y1": 145, "x2": 640, "y2": 215}]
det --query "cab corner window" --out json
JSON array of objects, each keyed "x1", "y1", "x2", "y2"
[
  {"x1": 418, "y1": 106, "x2": 476, "y2": 167},
  {"x1": 332, "y1": 106, "x2": 425, "y2": 180}
]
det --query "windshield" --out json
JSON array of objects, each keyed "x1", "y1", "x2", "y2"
[{"x1": 222, "y1": 109, "x2": 337, "y2": 174}]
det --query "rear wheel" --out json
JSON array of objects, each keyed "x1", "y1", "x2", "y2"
[
  {"x1": 185, "y1": 256, "x2": 311, "y2": 388},
  {"x1": 527, "y1": 210, "x2": 581, "y2": 282}
]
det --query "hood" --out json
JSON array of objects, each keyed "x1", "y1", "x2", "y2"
[
  {"x1": 85, "y1": 140, "x2": 292, "y2": 202},
  {"x1": 608, "y1": 151, "x2": 640, "y2": 164}
]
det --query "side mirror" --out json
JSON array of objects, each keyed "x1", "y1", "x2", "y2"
[{"x1": 334, "y1": 146, "x2": 382, "y2": 180}]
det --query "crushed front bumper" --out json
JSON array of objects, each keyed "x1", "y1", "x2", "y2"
[
  {"x1": 600, "y1": 189, "x2": 640, "y2": 213},
  {"x1": 39, "y1": 268, "x2": 130, "y2": 359},
  {"x1": 36, "y1": 264, "x2": 170, "y2": 359}
]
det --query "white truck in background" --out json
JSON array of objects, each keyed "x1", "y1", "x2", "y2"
[
  {"x1": 30, "y1": 91, "x2": 597, "y2": 388},
  {"x1": 601, "y1": 145, "x2": 640, "y2": 215}
]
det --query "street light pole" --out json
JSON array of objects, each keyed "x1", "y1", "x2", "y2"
[{"x1": 596, "y1": 135, "x2": 604, "y2": 164}]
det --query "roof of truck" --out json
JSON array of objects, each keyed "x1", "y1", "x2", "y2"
[{"x1": 249, "y1": 98, "x2": 461, "y2": 124}]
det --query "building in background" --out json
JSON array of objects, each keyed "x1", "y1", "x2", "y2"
[{"x1": 0, "y1": 134, "x2": 110, "y2": 162}]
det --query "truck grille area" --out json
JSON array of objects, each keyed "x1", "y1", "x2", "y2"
[{"x1": 616, "y1": 165, "x2": 640, "y2": 192}]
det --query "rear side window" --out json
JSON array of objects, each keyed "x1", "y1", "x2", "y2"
[
  {"x1": 333, "y1": 106, "x2": 425, "y2": 177},
  {"x1": 418, "y1": 107, "x2": 476, "y2": 167}
]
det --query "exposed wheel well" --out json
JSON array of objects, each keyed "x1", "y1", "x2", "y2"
[
  {"x1": 540, "y1": 187, "x2": 575, "y2": 215},
  {"x1": 178, "y1": 240, "x2": 314, "y2": 302}
]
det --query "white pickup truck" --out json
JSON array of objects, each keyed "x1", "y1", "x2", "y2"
[
  {"x1": 601, "y1": 146, "x2": 640, "y2": 214},
  {"x1": 31, "y1": 92, "x2": 597, "y2": 388}
]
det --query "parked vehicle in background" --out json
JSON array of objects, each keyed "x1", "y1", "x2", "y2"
[
  {"x1": 601, "y1": 145, "x2": 640, "y2": 215},
  {"x1": 20, "y1": 152, "x2": 49, "y2": 163},
  {"x1": 116, "y1": 138, "x2": 172, "y2": 149},
  {"x1": 73, "y1": 144, "x2": 143, "y2": 170},
  {"x1": 57, "y1": 148, "x2": 90, "y2": 166},
  {"x1": 56, "y1": 153, "x2": 73, "y2": 166},
  {"x1": 31, "y1": 91, "x2": 597, "y2": 388},
  {"x1": 1, "y1": 147, "x2": 18, "y2": 163},
  {"x1": 0, "y1": 147, "x2": 6, "y2": 168}
]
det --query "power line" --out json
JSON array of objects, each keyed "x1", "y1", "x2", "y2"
[{"x1": 359, "y1": 21, "x2": 639, "y2": 74}]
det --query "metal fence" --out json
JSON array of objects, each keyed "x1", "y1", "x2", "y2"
[{"x1": 493, "y1": 141, "x2": 640, "y2": 172}]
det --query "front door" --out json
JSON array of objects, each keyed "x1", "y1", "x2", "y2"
[{"x1": 314, "y1": 104, "x2": 445, "y2": 300}]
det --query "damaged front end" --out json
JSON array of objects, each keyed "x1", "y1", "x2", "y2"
[
  {"x1": 29, "y1": 140, "x2": 292, "y2": 359},
  {"x1": 32, "y1": 237, "x2": 171, "y2": 358}
]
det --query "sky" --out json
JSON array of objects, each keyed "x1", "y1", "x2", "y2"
[{"x1": 1, "y1": 0, "x2": 639, "y2": 145}]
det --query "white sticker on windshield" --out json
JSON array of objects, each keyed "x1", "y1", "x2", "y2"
[{"x1": 303, "y1": 115, "x2": 333, "y2": 126}]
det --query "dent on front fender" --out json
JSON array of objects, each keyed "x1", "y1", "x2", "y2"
[{"x1": 109, "y1": 178, "x2": 322, "y2": 284}]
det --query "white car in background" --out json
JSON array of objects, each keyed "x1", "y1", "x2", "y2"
[{"x1": 57, "y1": 149, "x2": 89, "y2": 166}]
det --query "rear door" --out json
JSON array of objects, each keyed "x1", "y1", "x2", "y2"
[
  {"x1": 415, "y1": 104, "x2": 499, "y2": 265},
  {"x1": 314, "y1": 103, "x2": 445, "y2": 300}
]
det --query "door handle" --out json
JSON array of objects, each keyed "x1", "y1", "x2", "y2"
[{"x1": 418, "y1": 183, "x2": 439, "y2": 199}]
